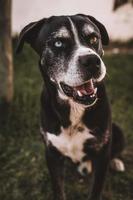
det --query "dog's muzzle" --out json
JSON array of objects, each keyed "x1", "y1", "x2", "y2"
[{"x1": 59, "y1": 54, "x2": 104, "y2": 106}]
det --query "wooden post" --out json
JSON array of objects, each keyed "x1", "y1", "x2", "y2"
[{"x1": 0, "y1": 0, "x2": 13, "y2": 104}]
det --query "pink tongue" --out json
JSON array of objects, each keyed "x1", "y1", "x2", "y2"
[{"x1": 75, "y1": 80, "x2": 94, "y2": 95}]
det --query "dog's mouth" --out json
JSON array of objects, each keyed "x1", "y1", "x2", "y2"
[{"x1": 60, "y1": 79, "x2": 98, "y2": 106}]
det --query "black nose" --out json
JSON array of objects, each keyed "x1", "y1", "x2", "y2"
[{"x1": 78, "y1": 54, "x2": 101, "y2": 75}]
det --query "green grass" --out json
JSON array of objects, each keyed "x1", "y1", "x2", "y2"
[{"x1": 0, "y1": 43, "x2": 133, "y2": 200}]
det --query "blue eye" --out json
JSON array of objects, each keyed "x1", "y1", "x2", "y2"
[{"x1": 54, "y1": 41, "x2": 63, "y2": 47}]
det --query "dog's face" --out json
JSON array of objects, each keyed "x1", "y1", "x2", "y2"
[{"x1": 17, "y1": 14, "x2": 109, "y2": 106}]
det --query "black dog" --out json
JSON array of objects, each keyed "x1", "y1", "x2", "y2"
[{"x1": 16, "y1": 14, "x2": 125, "y2": 200}]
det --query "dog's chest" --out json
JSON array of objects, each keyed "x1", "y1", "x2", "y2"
[
  {"x1": 47, "y1": 124, "x2": 93, "y2": 162},
  {"x1": 47, "y1": 102, "x2": 94, "y2": 163}
]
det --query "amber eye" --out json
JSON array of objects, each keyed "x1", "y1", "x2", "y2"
[{"x1": 89, "y1": 36, "x2": 98, "y2": 45}]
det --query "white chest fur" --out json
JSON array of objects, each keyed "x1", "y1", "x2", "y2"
[
  {"x1": 47, "y1": 101, "x2": 94, "y2": 163},
  {"x1": 47, "y1": 101, "x2": 94, "y2": 174},
  {"x1": 47, "y1": 124, "x2": 94, "y2": 163}
]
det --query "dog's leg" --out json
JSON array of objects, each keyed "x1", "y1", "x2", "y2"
[
  {"x1": 45, "y1": 147, "x2": 66, "y2": 200},
  {"x1": 89, "y1": 153, "x2": 110, "y2": 200},
  {"x1": 110, "y1": 123, "x2": 125, "y2": 172}
]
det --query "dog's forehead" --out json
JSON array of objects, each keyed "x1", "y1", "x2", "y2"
[{"x1": 46, "y1": 15, "x2": 99, "y2": 38}]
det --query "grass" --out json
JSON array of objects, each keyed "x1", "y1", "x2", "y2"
[{"x1": 0, "y1": 42, "x2": 133, "y2": 200}]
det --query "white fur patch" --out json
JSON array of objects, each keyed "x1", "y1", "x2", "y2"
[
  {"x1": 110, "y1": 158, "x2": 125, "y2": 172},
  {"x1": 47, "y1": 125, "x2": 94, "y2": 163},
  {"x1": 68, "y1": 17, "x2": 80, "y2": 46},
  {"x1": 54, "y1": 27, "x2": 70, "y2": 38},
  {"x1": 78, "y1": 160, "x2": 92, "y2": 175},
  {"x1": 69, "y1": 99, "x2": 85, "y2": 125},
  {"x1": 83, "y1": 24, "x2": 95, "y2": 35}
]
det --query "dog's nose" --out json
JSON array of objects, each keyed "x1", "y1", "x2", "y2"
[{"x1": 78, "y1": 54, "x2": 101, "y2": 74}]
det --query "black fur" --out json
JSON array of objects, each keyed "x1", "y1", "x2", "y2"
[{"x1": 17, "y1": 14, "x2": 125, "y2": 200}]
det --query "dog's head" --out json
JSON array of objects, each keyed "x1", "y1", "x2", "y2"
[{"x1": 16, "y1": 14, "x2": 109, "y2": 106}]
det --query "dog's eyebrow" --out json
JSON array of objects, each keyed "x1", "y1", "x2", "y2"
[
  {"x1": 82, "y1": 24, "x2": 95, "y2": 35},
  {"x1": 53, "y1": 27, "x2": 70, "y2": 38}
]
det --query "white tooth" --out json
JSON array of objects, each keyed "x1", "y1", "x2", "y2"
[
  {"x1": 90, "y1": 79, "x2": 93, "y2": 86},
  {"x1": 90, "y1": 94, "x2": 95, "y2": 98},
  {"x1": 77, "y1": 90, "x2": 82, "y2": 97},
  {"x1": 94, "y1": 88, "x2": 97, "y2": 94}
]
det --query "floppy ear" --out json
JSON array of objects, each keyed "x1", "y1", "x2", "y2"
[
  {"x1": 87, "y1": 15, "x2": 109, "y2": 45},
  {"x1": 16, "y1": 18, "x2": 46, "y2": 54}
]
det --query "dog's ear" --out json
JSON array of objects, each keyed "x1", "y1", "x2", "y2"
[
  {"x1": 87, "y1": 15, "x2": 109, "y2": 45},
  {"x1": 16, "y1": 18, "x2": 46, "y2": 54}
]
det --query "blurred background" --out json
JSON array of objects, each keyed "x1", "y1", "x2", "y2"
[
  {"x1": 13, "y1": 0, "x2": 133, "y2": 40},
  {"x1": 0, "y1": 1, "x2": 133, "y2": 200}
]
